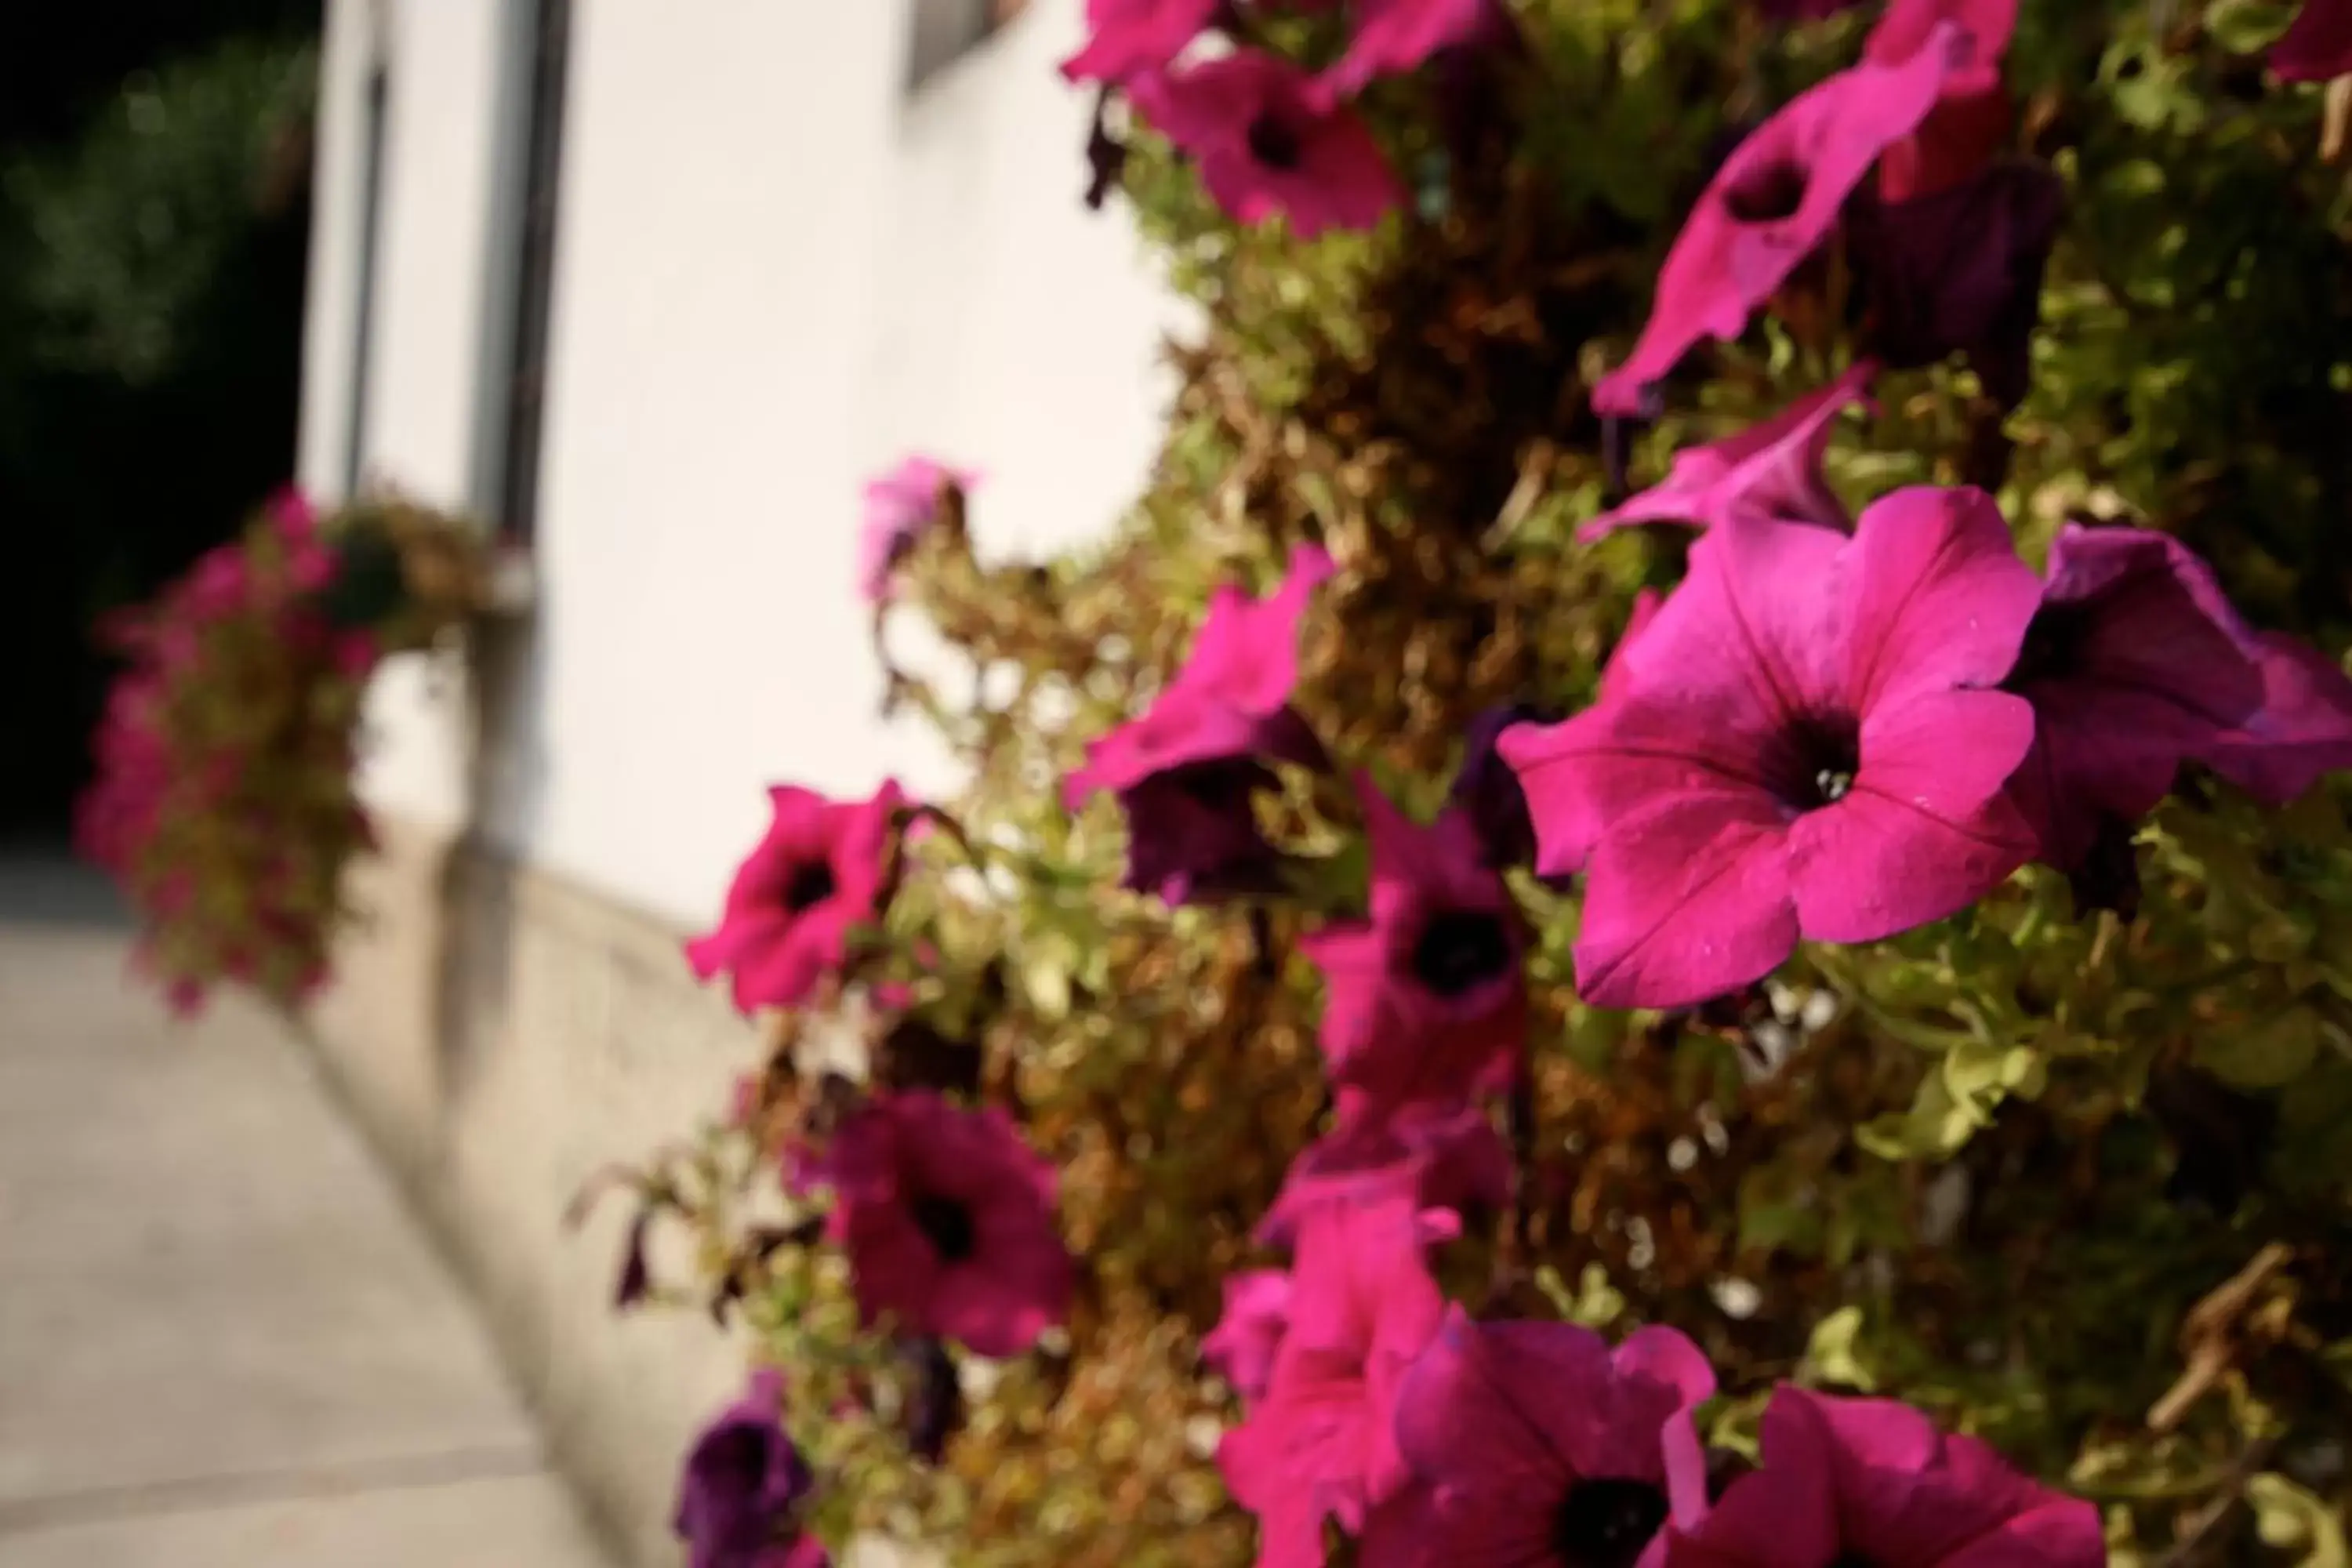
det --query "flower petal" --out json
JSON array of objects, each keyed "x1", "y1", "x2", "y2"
[
  {"x1": 1842, "y1": 485, "x2": 2040, "y2": 714},
  {"x1": 1575, "y1": 793, "x2": 1799, "y2": 1009},
  {"x1": 1791, "y1": 688, "x2": 2034, "y2": 942}
]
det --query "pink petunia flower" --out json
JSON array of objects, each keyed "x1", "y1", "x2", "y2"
[
  {"x1": 858, "y1": 456, "x2": 975, "y2": 605},
  {"x1": 686, "y1": 780, "x2": 905, "y2": 1013},
  {"x1": 2198, "y1": 633, "x2": 2352, "y2": 804},
  {"x1": 1313, "y1": 0, "x2": 1505, "y2": 105},
  {"x1": 1257, "y1": 1099, "x2": 1512, "y2": 1249},
  {"x1": 1384, "y1": 1307, "x2": 1716, "y2": 1568},
  {"x1": 1999, "y1": 524, "x2": 2268, "y2": 871},
  {"x1": 1065, "y1": 543, "x2": 1335, "y2": 906},
  {"x1": 1127, "y1": 51, "x2": 1406, "y2": 239},
  {"x1": 825, "y1": 1090, "x2": 1073, "y2": 1358},
  {"x1": 1864, "y1": 0, "x2": 2019, "y2": 201},
  {"x1": 1300, "y1": 777, "x2": 1526, "y2": 1123},
  {"x1": 1581, "y1": 361, "x2": 1877, "y2": 542},
  {"x1": 1203, "y1": 1269, "x2": 1294, "y2": 1408},
  {"x1": 1593, "y1": 31, "x2": 1962, "y2": 415},
  {"x1": 1661, "y1": 1385, "x2": 2103, "y2": 1568},
  {"x1": 1504, "y1": 490, "x2": 2042, "y2": 1009},
  {"x1": 1218, "y1": 1183, "x2": 1446, "y2": 1566},
  {"x1": 2275, "y1": 0, "x2": 2352, "y2": 82},
  {"x1": 1060, "y1": 0, "x2": 1221, "y2": 85}
]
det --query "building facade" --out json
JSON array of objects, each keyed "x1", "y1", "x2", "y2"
[{"x1": 295, "y1": 2, "x2": 1175, "y2": 1560}]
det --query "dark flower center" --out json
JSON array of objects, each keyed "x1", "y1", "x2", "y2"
[
  {"x1": 1771, "y1": 713, "x2": 1862, "y2": 813},
  {"x1": 1725, "y1": 157, "x2": 1808, "y2": 223},
  {"x1": 911, "y1": 1193, "x2": 978, "y2": 1264},
  {"x1": 695, "y1": 1425, "x2": 773, "y2": 1501},
  {"x1": 783, "y1": 860, "x2": 838, "y2": 913},
  {"x1": 1552, "y1": 1477, "x2": 1669, "y2": 1568},
  {"x1": 2005, "y1": 602, "x2": 2095, "y2": 690},
  {"x1": 1827, "y1": 1556, "x2": 1880, "y2": 1568},
  {"x1": 1411, "y1": 909, "x2": 1513, "y2": 998},
  {"x1": 1247, "y1": 111, "x2": 1305, "y2": 170}
]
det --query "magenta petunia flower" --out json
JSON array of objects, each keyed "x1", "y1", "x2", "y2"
[
  {"x1": 858, "y1": 456, "x2": 975, "y2": 605},
  {"x1": 1313, "y1": 0, "x2": 1506, "y2": 104},
  {"x1": 1844, "y1": 158, "x2": 2064, "y2": 409},
  {"x1": 1999, "y1": 524, "x2": 2267, "y2": 870},
  {"x1": 1060, "y1": 0, "x2": 1221, "y2": 85},
  {"x1": 2199, "y1": 633, "x2": 2352, "y2": 804},
  {"x1": 1203, "y1": 1269, "x2": 1294, "y2": 1407},
  {"x1": 825, "y1": 1090, "x2": 1073, "y2": 1358},
  {"x1": 1504, "y1": 489, "x2": 2041, "y2": 1009},
  {"x1": 1065, "y1": 543, "x2": 1335, "y2": 906},
  {"x1": 1218, "y1": 1184, "x2": 1446, "y2": 1565},
  {"x1": 1387, "y1": 1307, "x2": 1716, "y2": 1568},
  {"x1": 1864, "y1": 0, "x2": 2018, "y2": 201},
  {"x1": 1127, "y1": 51, "x2": 1406, "y2": 239},
  {"x1": 2275, "y1": 0, "x2": 2352, "y2": 82},
  {"x1": 1301, "y1": 777, "x2": 1526, "y2": 1122},
  {"x1": 686, "y1": 780, "x2": 905, "y2": 1013},
  {"x1": 673, "y1": 1370, "x2": 828, "y2": 1568},
  {"x1": 1593, "y1": 31, "x2": 1962, "y2": 414},
  {"x1": 1581, "y1": 362, "x2": 1876, "y2": 542},
  {"x1": 1256, "y1": 1099, "x2": 1512, "y2": 1249},
  {"x1": 1661, "y1": 1386, "x2": 2103, "y2": 1568}
]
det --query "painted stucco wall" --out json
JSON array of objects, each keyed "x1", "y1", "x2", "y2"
[{"x1": 298, "y1": 0, "x2": 1182, "y2": 927}]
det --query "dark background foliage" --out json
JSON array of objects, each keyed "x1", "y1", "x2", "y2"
[{"x1": 0, "y1": 2, "x2": 320, "y2": 837}]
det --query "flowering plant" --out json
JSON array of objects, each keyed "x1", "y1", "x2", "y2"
[
  {"x1": 610, "y1": 2, "x2": 2352, "y2": 1566},
  {"x1": 78, "y1": 491, "x2": 487, "y2": 1014}
]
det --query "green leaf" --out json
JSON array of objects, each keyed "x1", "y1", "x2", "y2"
[
  {"x1": 2248, "y1": 1474, "x2": 2349, "y2": 1568},
  {"x1": 2197, "y1": 1007, "x2": 2320, "y2": 1090},
  {"x1": 1802, "y1": 1307, "x2": 1878, "y2": 1393}
]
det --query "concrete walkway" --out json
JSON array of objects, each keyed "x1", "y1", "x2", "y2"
[{"x1": 0, "y1": 855, "x2": 612, "y2": 1567}]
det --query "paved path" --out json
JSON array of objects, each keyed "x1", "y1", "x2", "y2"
[{"x1": 0, "y1": 855, "x2": 611, "y2": 1567}]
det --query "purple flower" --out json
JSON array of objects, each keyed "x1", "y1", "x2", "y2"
[
  {"x1": 1314, "y1": 0, "x2": 1508, "y2": 104},
  {"x1": 1385, "y1": 1308, "x2": 1715, "y2": 1568},
  {"x1": 1115, "y1": 757, "x2": 1291, "y2": 904},
  {"x1": 2275, "y1": 0, "x2": 2352, "y2": 82},
  {"x1": 1128, "y1": 52, "x2": 1406, "y2": 239},
  {"x1": 1864, "y1": 0, "x2": 2019, "y2": 201},
  {"x1": 858, "y1": 457, "x2": 974, "y2": 604},
  {"x1": 1301, "y1": 777, "x2": 1526, "y2": 1122},
  {"x1": 1449, "y1": 702, "x2": 1563, "y2": 871},
  {"x1": 1504, "y1": 490, "x2": 2042, "y2": 1009},
  {"x1": 1999, "y1": 524, "x2": 2267, "y2": 870},
  {"x1": 1203, "y1": 1269, "x2": 1294, "y2": 1407},
  {"x1": 1581, "y1": 362, "x2": 1876, "y2": 542},
  {"x1": 1845, "y1": 158, "x2": 2064, "y2": 410},
  {"x1": 1257, "y1": 1098, "x2": 1512, "y2": 1248},
  {"x1": 1594, "y1": 31, "x2": 1962, "y2": 414},
  {"x1": 1061, "y1": 0, "x2": 1221, "y2": 85},
  {"x1": 826, "y1": 1091, "x2": 1074, "y2": 1358},
  {"x1": 673, "y1": 1370, "x2": 826, "y2": 1568},
  {"x1": 2200, "y1": 633, "x2": 2352, "y2": 804},
  {"x1": 1661, "y1": 1386, "x2": 2103, "y2": 1568},
  {"x1": 1065, "y1": 544, "x2": 1335, "y2": 906}
]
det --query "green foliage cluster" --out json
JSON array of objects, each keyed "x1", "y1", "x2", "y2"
[
  {"x1": 648, "y1": 2, "x2": 2352, "y2": 1563},
  {"x1": 4, "y1": 38, "x2": 314, "y2": 387}
]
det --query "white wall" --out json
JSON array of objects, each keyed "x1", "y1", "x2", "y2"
[{"x1": 299, "y1": 0, "x2": 1182, "y2": 927}]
